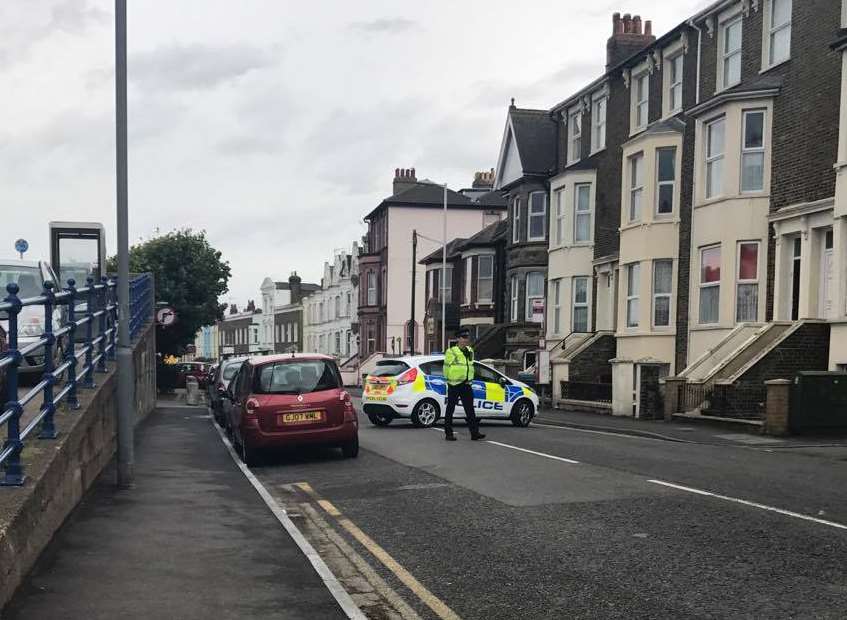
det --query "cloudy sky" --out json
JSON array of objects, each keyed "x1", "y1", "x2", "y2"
[{"x1": 2, "y1": 0, "x2": 711, "y2": 306}]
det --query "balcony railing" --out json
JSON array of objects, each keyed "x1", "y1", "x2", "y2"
[{"x1": 0, "y1": 274, "x2": 152, "y2": 486}]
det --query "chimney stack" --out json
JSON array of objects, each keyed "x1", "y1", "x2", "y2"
[
  {"x1": 606, "y1": 10, "x2": 657, "y2": 70},
  {"x1": 472, "y1": 167, "x2": 496, "y2": 189},
  {"x1": 392, "y1": 167, "x2": 418, "y2": 196},
  {"x1": 289, "y1": 271, "x2": 303, "y2": 304}
]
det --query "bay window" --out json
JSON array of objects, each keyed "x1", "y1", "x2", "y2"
[
  {"x1": 668, "y1": 54, "x2": 683, "y2": 114},
  {"x1": 634, "y1": 73, "x2": 649, "y2": 131},
  {"x1": 477, "y1": 255, "x2": 493, "y2": 303},
  {"x1": 463, "y1": 258, "x2": 471, "y2": 305},
  {"x1": 626, "y1": 263, "x2": 640, "y2": 328},
  {"x1": 629, "y1": 153, "x2": 644, "y2": 222},
  {"x1": 367, "y1": 271, "x2": 376, "y2": 305},
  {"x1": 552, "y1": 279, "x2": 561, "y2": 334},
  {"x1": 656, "y1": 147, "x2": 676, "y2": 216},
  {"x1": 512, "y1": 197, "x2": 521, "y2": 243},
  {"x1": 736, "y1": 242, "x2": 759, "y2": 322},
  {"x1": 555, "y1": 188, "x2": 565, "y2": 245},
  {"x1": 572, "y1": 277, "x2": 589, "y2": 333},
  {"x1": 574, "y1": 184, "x2": 592, "y2": 242},
  {"x1": 525, "y1": 272, "x2": 545, "y2": 322},
  {"x1": 705, "y1": 117, "x2": 725, "y2": 199},
  {"x1": 510, "y1": 275, "x2": 519, "y2": 321},
  {"x1": 700, "y1": 245, "x2": 721, "y2": 324},
  {"x1": 741, "y1": 110, "x2": 765, "y2": 193},
  {"x1": 527, "y1": 192, "x2": 547, "y2": 241},
  {"x1": 652, "y1": 260, "x2": 673, "y2": 328},
  {"x1": 439, "y1": 267, "x2": 452, "y2": 302}
]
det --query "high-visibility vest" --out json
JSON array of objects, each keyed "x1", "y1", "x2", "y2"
[{"x1": 444, "y1": 345, "x2": 474, "y2": 386}]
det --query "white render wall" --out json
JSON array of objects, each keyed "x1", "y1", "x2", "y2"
[
  {"x1": 386, "y1": 206, "x2": 498, "y2": 351},
  {"x1": 303, "y1": 245, "x2": 359, "y2": 359}
]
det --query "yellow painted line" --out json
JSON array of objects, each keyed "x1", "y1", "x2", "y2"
[{"x1": 296, "y1": 481, "x2": 461, "y2": 620}]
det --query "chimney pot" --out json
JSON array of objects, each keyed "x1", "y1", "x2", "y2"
[
  {"x1": 411, "y1": 167, "x2": 415, "y2": 179},
  {"x1": 644, "y1": 20, "x2": 652, "y2": 36},
  {"x1": 395, "y1": 168, "x2": 400, "y2": 177},
  {"x1": 623, "y1": 13, "x2": 632, "y2": 33},
  {"x1": 613, "y1": 12, "x2": 623, "y2": 35},
  {"x1": 633, "y1": 15, "x2": 642, "y2": 35}
]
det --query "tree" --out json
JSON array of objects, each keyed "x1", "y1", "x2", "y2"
[{"x1": 109, "y1": 230, "x2": 231, "y2": 356}]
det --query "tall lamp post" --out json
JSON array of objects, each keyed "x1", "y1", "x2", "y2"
[{"x1": 115, "y1": 0, "x2": 135, "y2": 488}]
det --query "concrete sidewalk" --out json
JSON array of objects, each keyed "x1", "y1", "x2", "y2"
[{"x1": 3, "y1": 405, "x2": 347, "y2": 620}]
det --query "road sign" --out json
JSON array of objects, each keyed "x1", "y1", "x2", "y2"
[
  {"x1": 156, "y1": 306, "x2": 177, "y2": 327},
  {"x1": 14, "y1": 239, "x2": 28, "y2": 259}
]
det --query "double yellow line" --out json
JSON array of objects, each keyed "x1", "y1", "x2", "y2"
[{"x1": 295, "y1": 482, "x2": 461, "y2": 620}]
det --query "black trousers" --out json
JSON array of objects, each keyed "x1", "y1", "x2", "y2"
[{"x1": 445, "y1": 382, "x2": 479, "y2": 435}]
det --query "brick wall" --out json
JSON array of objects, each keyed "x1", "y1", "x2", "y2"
[{"x1": 569, "y1": 333, "x2": 617, "y2": 384}]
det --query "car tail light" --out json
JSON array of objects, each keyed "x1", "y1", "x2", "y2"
[
  {"x1": 396, "y1": 367, "x2": 418, "y2": 385},
  {"x1": 245, "y1": 398, "x2": 259, "y2": 416}
]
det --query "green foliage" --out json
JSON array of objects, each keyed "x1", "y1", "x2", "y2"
[{"x1": 109, "y1": 230, "x2": 231, "y2": 356}]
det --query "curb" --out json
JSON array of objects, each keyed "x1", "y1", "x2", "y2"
[{"x1": 534, "y1": 413, "x2": 698, "y2": 444}]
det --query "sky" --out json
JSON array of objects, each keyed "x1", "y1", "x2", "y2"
[{"x1": 1, "y1": 0, "x2": 712, "y2": 307}]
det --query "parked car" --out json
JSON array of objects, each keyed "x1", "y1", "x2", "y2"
[
  {"x1": 223, "y1": 354, "x2": 358, "y2": 466},
  {"x1": 208, "y1": 357, "x2": 248, "y2": 426},
  {"x1": 0, "y1": 260, "x2": 66, "y2": 379},
  {"x1": 362, "y1": 355, "x2": 538, "y2": 428}
]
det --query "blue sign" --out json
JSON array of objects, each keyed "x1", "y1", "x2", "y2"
[{"x1": 14, "y1": 239, "x2": 28, "y2": 257}]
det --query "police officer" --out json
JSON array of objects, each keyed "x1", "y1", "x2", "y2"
[{"x1": 443, "y1": 328, "x2": 485, "y2": 442}]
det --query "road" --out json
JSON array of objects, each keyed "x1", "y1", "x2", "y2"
[{"x1": 247, "y1": 399, "x2": 847, "y2": 620}]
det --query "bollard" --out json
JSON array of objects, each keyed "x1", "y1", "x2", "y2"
[{"x1": 185, "y1": 376, "x2": 200, "y2": 406}]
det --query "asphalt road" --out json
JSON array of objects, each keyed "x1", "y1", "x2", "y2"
[{"x1": 251, "y1": 400, "x2": 847, "y2": 620}]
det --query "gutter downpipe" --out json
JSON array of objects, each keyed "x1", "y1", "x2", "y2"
[{"x1": 688, "y1": 18, "x2": 703, "y2": 105}]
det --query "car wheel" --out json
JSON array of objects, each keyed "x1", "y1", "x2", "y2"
[
  {"x1": 367, "y1": 412, "x2": 393, "y2": 427},
  {"x1": 411, "y1": 398, "x2": 440, "y2": 428},
  {"x1": 342, "y1": 435, "x2": 359, "y2": 458},
  {"x1": 238, "y1": 436, "x2": 259, "y2": 467},
  {"x1": 511, "y1": 399, "x2": 535, "y2": 427}
]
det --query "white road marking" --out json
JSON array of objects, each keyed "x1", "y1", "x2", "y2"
[
  {"x1": 648, "y1": 479, "x2": 847, "y2": 531},
  {"x1": 485, "y1": 441, "x2": 580, "y2": 464},
  {"x1": 210, "y1": 421, "x2": 366, "y2": 620}
]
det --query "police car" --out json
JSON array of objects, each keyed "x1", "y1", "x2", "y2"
[{"x1": 361, "y1": 355, "x2": 538, "y2": 428}]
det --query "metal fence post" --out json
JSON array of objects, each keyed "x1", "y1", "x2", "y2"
[
  {"x1": 108, "y1": 279, "x2": 117, "y2": 361},
  {"x1": 65, "y1": 279, "x2": 80, "y2": 410},
  {"x1": 97, "y1": 277, "x2": 108, "y2": 373},
  {"x1": 84, "y1": 277, "x2": 96, "y2": 389},
  {"x1": 38, "y1": 281, "x2": 58, "y2": 440},
  {"x1": 1, "y1": 283, "x2": 25, "y2": 486}
]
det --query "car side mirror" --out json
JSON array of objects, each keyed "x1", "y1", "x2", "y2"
[{"x1": 499, "y1": 377, "x2": 510, "y2": 386}]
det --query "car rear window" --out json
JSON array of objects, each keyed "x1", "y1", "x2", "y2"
[
  {"x1": 0, "y1": 265, "x2": 42, "y2": 299},
  {"x1": 370, "y1": 361, "x2": 410, "y2": 378},
  {"x1": 253, "y1": 360, "x2": 341, "y2": 395},
  {"x1": 419, "y1": 361, "x2": 444, "y2": 376},
  {"x1": 222, "y1": 363, "x2": 242, "y2": 380}
]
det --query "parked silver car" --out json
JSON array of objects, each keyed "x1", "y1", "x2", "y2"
[{"x1": 0, "y1": 260, "x2": 66, "y2": 378}]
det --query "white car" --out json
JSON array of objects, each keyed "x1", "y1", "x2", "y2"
[{"x1": 361, "y1": 355, "x2": 539, "y2": 428}]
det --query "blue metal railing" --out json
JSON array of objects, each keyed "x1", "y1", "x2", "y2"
[{"x1": 0, "y1": 273, "x2": 153, "y2": 486}]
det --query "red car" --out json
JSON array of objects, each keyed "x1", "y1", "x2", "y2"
[
  {"x1": 177, "y1": 362, "x2": 212, "y2": 389},
  {"x1": 225, "y1": 354, "x2": 358, "y2": 466}
]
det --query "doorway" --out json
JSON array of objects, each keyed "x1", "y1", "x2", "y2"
[{"x1": 790, "y1": 237, "x2": 801, "y2": 321}]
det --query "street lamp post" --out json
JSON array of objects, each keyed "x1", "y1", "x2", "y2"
[
  {"x1": 442, "y1": 184, "x2": 447, "y2": 353},
  {"x1": 115, "y1": 0, "x2": 135, "y2": 488}
]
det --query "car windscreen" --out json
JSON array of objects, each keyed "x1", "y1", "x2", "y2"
[
  {"x1": 370, "y1": 361, "x2": 410, "y2": 377},
  {"x1": 0, "y1": 265, "x2": 42, "y2": 299},
  {"x1": 253, "y1": 360, "x2": 341, "y2": 395}
]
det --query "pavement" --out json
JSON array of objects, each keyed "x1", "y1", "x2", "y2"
[{"x1": 3, "y1": 403, "x2": 347, "y2": 620}]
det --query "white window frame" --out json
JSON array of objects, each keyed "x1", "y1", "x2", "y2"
[
  {"x1": 525, "y1": 272, "x2": 545, "y2": 322},
  {"x1": 463, "y1": 257, "x2": 472, "y2": 305},
  {"x1": 527, "y1": 192, "x2": 547, "y2": 242},
  {"x1": 438, "y1": 266, "x2": 452, "y2": 303},
  {"x1": 572, "y1": 276, "x2": 590, "y2": 333},
  {"x1": 552, "y1": 279, "x2": 562, "y2": 335},
  {"x1": 512, "y1": 197, "x2": 521, "y2": 243},
  {"x1": 668, "y1": 53, "x2": 683, "y2": 115},
  {"x1": 735, "y1": 241, "x2": 760, "y2": 323},
  {"x1": 633, "y1": 73, "x2": 649, "y2": 131},
  {"x1": 763, "y1": 0, "x2": 792, "y2": 69},
  {"x1": 293, "y1": 323, "x2": 298, "y2": 343},
  {"x1": 652, "y1": 259, "x2": 673, "y2": 328},
  {"x1": 574, "y1": 183, "x2": 592, "y2": 243},
  {"x1": 477, "y1": 255, "x2": 494, "y2": 304},
  {"x1": 510, "y1": 275, "x2": 519, "y2": 321},
  {"x1": 699, "y1": 245, "x2": 722, "y2": 325},
  {"x1": 705, "y1": 116, "x2": 726, "y2": 200},
  {"x1": 591, "y1": 94, "x2": 607, "y2": 153},
  {"x1": 626, "y1": 263, "x2": 640, "y2": 328},
  {"x1": 366, "y1": 271, "x2": 376, "y2": 306},
  {"x1": 567, "y1": 107, "x2": 582, "y2": 165},
  {"x1": 554, "y1": 187, "x2": 565, "y2": 246},
  {"x1": 719, "y1": 13, "x2": 743, "y2": 91},
  {"x1": 741, "y1": 109, "x2": 766, "y2": 193},
  {"x1": 629, "y1": 153, "x2": 644, "y2": 222},
  {"x1": 656, "y1": 147, "x2": 677, "y2": 217}
]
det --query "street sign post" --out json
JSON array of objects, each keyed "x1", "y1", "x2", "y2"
[
  {"x1": 14, "y1": 239, "x2": 28, "y2": 260},
  {"x1": 156, "y1": 306, "x2": 177, "y2": 327}
]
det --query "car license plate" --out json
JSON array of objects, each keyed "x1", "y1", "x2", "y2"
[
  {"x1": 279, "y1": 411, "x2": 323, "y2": 425},
  {"x1": 368, "y1": 395, "x2": 388, "y2": 402}
]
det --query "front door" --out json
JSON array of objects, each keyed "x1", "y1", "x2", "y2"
[{"x1": 819, "y1": 230, "x2": 834, "y2": 318}]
